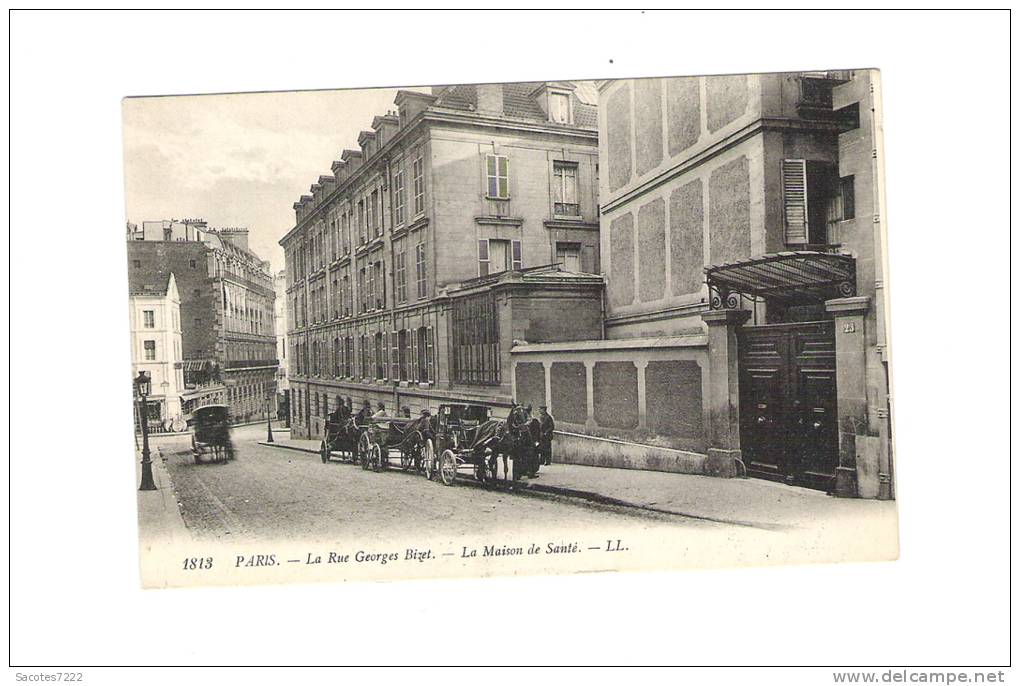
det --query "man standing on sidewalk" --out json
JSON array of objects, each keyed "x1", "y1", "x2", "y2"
[{"x1": 538, "y1": 405, "x2": 555, "y2": 466}]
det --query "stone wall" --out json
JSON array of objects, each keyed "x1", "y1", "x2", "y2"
[{"x1": 511, "y1": 336, "x2": 708, "y2": 455}]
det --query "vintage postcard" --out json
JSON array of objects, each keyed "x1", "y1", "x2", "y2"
[{"x1": 123, "y1": 69, "x2": 898, "y2": 589}]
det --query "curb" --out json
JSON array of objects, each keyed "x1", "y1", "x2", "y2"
[
  {"x1": 255, "y1": 440, "x2": 771, "y2": 529},
  {"x1": 518, "y1": 481, "x2": 771, "y2": 529},
  {"x1": 259, "y1": 441, "x2": 318, "y2": 454}
]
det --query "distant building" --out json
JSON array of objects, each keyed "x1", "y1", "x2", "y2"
[
  {"x1": 273, "y1": 269, "x2": 289, "y2": 417},
  {"x1": 514, "y1": 70, "x2": 893, "y2": 499},
  {"x1": 128, "y1": 271, "x2": 185, "y2": 431},
  {"x1": 126, "y1": 220, "x2": 278, "y2": 423},
  {"x1": 281, "y1": 82, "x2": 603, "y2": 439}
]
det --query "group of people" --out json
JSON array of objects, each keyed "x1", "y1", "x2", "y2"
[
  {"x1": 508, "y1": 402, "x2": 555, "y2": 478},
  {"x1": 324, "y1": 395, "x2": 556, "y2": 475}
]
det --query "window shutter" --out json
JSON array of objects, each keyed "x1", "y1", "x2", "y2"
[
  {"x1": 782, "y1": 159, "x2": 809, "y2": 245},
  {"x1": 478, "y1": 239, "x2": 489, "y2": 276},
  {"x1": 409, "y1": 328, "x2": 419, "y2": 383},
  {"x1": 511, "y1": 240, "x2": 522, "y2": 270},
  {"x1": 426, "y1": 327, "x2": 435, "y2": 383},
  {"x1": 498, "y1": 156, "x2": 509, "y2": 198},
  {"x1": 391, "y1": 330, "x2": 399, "y2": 381}
]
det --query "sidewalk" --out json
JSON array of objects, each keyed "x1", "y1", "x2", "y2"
[
  {"x1": 136, "y1": 444, "x2": 191, "y2": 545},
  {"x1": 258, "y1": 436, "x2": 895, "y2": 531}
]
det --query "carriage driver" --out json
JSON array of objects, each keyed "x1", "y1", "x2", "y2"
[
  {"x1": 329, "y1": 395, "x2": 350, "y2": 424},
  {"x1": 538, "y1": 406, "x2": 555, "y2": 467},
  {"x1": 356, "y1": 399, "x2": 373, "y2": 425}
]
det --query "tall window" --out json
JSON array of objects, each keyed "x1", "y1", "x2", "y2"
[
  {"x1": 782, "y1": 159, "x2": 838, "y2": 246},
  {"x1": 375, "y1": 332, "x2": 385, "y2": 379},
  {"x1": 553, "y1": 162, "x2": 579, "y2": 216},
  {"x1": 370, "y1": 189, "x2": 379, "y2": 237},
  {"x1": 451, "y1": 293, "x2": 499, "y2": 385},
  {"x1": 373, "y1": 260, "x2": 385, "y2": 309},
  {"x1": 394, "y1": 239, "x2": 407, "y2": 304},
  {"x1": 359, "y1": 267, "x2": 368, "y2": 312},
  {"x1": 839, "y1": 175, "x2": 855, "y2": 220},
  {"x1": 398, "y1": 329, "x2": 409, "y2": 382},
  {"x1": 412, "y1": 151, "x2": 425, "y2": 216},
  {"x1": 358, "y1": 200, "x2": 367, "y2": 244},
  {"x1": 393, "y1": 170, "x2": 406, "y2": 225},
  {"x1": 417, "y1": 327, "x2": 433, "y2": 383},
  {"x1": 143, "y1": 310, "x2": 155, "y2": 328},
  {"x1": 478, "y1": 239, "x2": 521, "y2": 276},
  {"x1": 143, "y1": 340, "x2": 156, "y2": 361},
  {"x1": 369, "y1": 265, "x2": 378, "y2": 311},
  {"x1": 415, "y1": 239, "x2": 427, "y2": 299},
  {"x1": 486, "y1": 154, "x2": 509, "y2": 199},
  {"x1": 549, "y1": 92, "x2": 570, "y2": 123},
  {"x1": 556, "y1": 241, "x2": 582, "y2": 272},
  {"x1": 359, "y1": 334, "x2": 368, "y2": 379}
]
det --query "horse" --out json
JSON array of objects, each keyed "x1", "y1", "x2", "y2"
[{"x1": 471, "y1": 405, "x2": 542, "y2": 482}]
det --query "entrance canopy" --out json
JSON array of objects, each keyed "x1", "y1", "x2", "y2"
[{"x1": 705, "y1": 251, "x2": 856, "y2": 308}]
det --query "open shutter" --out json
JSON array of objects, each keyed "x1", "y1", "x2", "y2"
[
  {"x1": 391, "y1": 330, "x2": 399, "y2": 381},
  {"x1": 782, "y1": 159, "x2": 809, "y2": 245},
  {"x1": 498, "y1": 156, "x2": 509, "y2": 198},
  {"x1": 426, "y1": 327, "x2": 435, "y2": 383},
  {"x1": 511, "y1": 240, "x2": 522, "y2": 270},
  {"x1": 478, "y1": 239, "x2": 489, "y2": 276},
  {"x1": 409, "y1": 328, "x2": 419, "y2": 383}
]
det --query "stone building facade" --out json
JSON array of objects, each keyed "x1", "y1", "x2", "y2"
[
  {"x1": 281, "y1": 82, "x2": 603, "y2": 440},
  {"x1": 127, "y1": 220, "x2": 278, "y2": 423},
  {"x1": 512, "y1": 71, "x2": 893, "y2": 499},
  {"x1": 128, "y1": 271, "x2": 185, "y2": 430}
]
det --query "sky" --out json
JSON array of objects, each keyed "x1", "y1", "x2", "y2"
[{"x1": 122, "y1": 86, "x2": 432, "y2": 271}]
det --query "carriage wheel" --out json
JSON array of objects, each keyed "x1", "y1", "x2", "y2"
[
  {"x1": 423, "y1": 439, "x2": 435, "y2": 480},
  {"x1": 399, "y1": 445, "x2": 412, "y2": 471},
  {"x1": 358, "y1": 434, "x2": 371, "y2": 470},
  {"x1": 320, "y1": 440, "x2": 329, "y2": 464},
  {"x1": 371, "y1": 444, "x2": 383, "y2": 472},
  {"x1": 439, "y1": 450, "x2": 457, "y2": 486}
]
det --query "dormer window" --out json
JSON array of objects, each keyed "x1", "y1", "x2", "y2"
[{"x1": 549, "y1": 91, "x2": 571, "y2": 124}]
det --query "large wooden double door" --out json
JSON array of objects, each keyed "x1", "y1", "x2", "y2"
[{"x1": 737, "y1": 321, "x2": 838, "y2": 491}]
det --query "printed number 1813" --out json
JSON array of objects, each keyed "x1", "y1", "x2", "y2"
[{"x1": 183, "y1": 557, "x2": 213, "y2": 570}]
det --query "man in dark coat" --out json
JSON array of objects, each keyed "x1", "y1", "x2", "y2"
[{"x1": 538, "y1": 406, "x2": 555, "y2": 466}]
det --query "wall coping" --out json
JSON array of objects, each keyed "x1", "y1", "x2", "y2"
[
  {"x1": 553, "y1": 429, "x2": 706, "y2": 461},
  {"x1": 512, "y1": 334, "x2": 707, "y2": 354},
  {"x1": 825, "y1": 295, "x2": 871, "y2": 315}
]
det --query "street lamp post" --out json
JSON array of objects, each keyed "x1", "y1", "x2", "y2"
[
  {"x1": 265, "y1": 392, "x2": 275, "y2": 444},
  {"x1": 135, "y1": 371, "x2": 157, "y2": 491}
]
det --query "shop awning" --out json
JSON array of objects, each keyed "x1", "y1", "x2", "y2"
[
  {"x1": 181, "y1": 386, "x2": 224, "y2": 401},
  {"x1": 177, "y1": 359, "x2": 217, "y2": 372},
  {"x1": 705, "y1": 251, "x2": 856, "y2": 307}
]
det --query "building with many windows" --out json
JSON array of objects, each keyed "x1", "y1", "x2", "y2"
[
  {"x1": 511, "y1": 70, "x2": 893, "y2": 499},
  {"x1": 273, "y1": 268, "x2": 289, "y2": 417},
  {"x1": 128, "y1": 271, "x2": 185, "y2": 431},
  {"x1": 281, "y1": 82, "x2": 603, "y2": 439},
  {"x1": 127, "y1": 219, "x2": 278, "y2": 423}
]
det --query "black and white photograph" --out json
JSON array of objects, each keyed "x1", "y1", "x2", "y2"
[
  {"x1": 8, "y1": 8, "x2": 1012, "y2": 677},
  {"x1": 124, "y1": 70, "x2": 898, "y2": 588}
]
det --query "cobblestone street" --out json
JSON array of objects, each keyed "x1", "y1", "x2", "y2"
[{"x1": 158, "y1": 424, "x2": 732, "y2": 546}]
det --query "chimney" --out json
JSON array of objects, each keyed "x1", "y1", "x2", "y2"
[
  {"x1": 476, "y1": 83, "x2": 504, "y2": 115},
  {"x1": 217, "y1": 228, "x2": 249, "y2": 251}
]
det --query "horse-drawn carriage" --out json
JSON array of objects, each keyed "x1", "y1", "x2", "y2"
[
  {"x1": 431, "y1": 403, "x2": 542, "y2": 486},
  {"x1": 320, "y1": 414, "x2": 362, "y2": 465},
  {"x1": 189, "y1": 404, "x2": 235, "y2": 464},
  {"x1": 320, "y1": 411, "x2": 435, "y2": 474}
]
